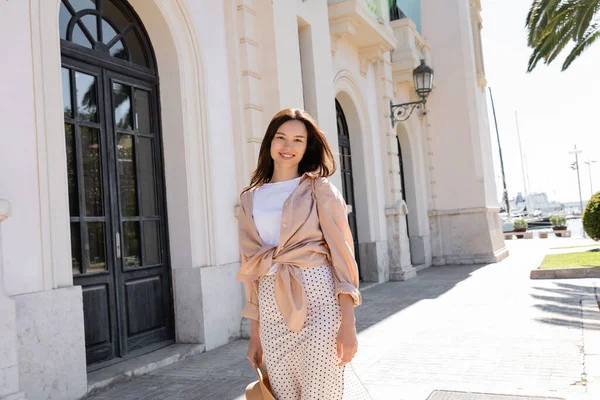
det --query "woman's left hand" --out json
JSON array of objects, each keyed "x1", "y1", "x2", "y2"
[{"x1": 336, "y1": 321, "x2": 358, "y2": 366}]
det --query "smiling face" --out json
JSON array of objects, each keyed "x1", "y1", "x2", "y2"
[{"x1": 270, "y1": 119, "x2": 308, "y2": 172}]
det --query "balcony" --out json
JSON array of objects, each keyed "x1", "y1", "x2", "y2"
[
  {"x1": 328, "y1": 0, "x2": 396, "y2": 52},
  {"x1": 390, "y1": 17, "x2": 430, "y2": 86}
]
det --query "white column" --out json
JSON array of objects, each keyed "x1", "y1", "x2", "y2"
[
  {"x1": 370, "y1": 51, "x2": 416, "y2": 281},
  {"x1": 421, "y1": 0, "x2": 507, "y2": 265},
  {"x1": 0, "y1": 200, "x2": 27, "y2": 400}
]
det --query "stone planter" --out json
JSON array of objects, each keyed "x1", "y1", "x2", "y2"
[
  {"x1": 552, "y1": 226, "x2": 567, "y2": 231},
  {"x1": 513, "y1": 227, "x2": 527, "y2": 239}
]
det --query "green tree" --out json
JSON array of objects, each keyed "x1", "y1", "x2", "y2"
[{"x1": 526, "y1": 0, "x2": 600, "y2": 71}]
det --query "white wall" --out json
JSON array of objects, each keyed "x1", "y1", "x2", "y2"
[
  {"x1": 421, "y1": 0, "x2": 487, "y2": 210},
  {"x1": 186, "y1": 0, "x2": 240, "y2": 268},
  {"x1": 0, "y1": 0, "x2": 45, "y2": 296}
]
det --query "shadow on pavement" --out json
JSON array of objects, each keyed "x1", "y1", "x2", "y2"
[
  {"x1": 531, "y1": 281, "x2": 600, "y2": 330},
  {"x1": 356, "y1": 264, "x2": 487, "y2": 333}
]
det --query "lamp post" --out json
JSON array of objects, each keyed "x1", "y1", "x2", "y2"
[
  {"x1": 568, "y1": 145, "x2": 585, "y2": 237},
  {"x1": 390, "y1": 59, "x2": 434, "y2": 126},
  {"x1": 584, "y1": 159, "x2": 597, "y2": 196}
]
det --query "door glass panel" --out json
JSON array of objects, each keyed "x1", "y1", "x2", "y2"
[
  {"x1": 59, "y1": 3, "x2": 72, "y2": 40},
  {"x1": 72, "y1": 23, "x2": 92, "y2": 48},
  {"x1": 117, "y1": 134, "x2": 138, "y2": 216},
  {"x1": 62, "y1": 68, "x2": 73, "y2": 118},
  {"x1": 110, "y1": 40, "x2": 128, "y2": 61},
  {"x1": 113, "y1": 83, "x2": 132, "y2": 129},
  {"x1": 143, "y1": 221, "x2": 160, "y2": 265},
  {"x1": 102, "y1": 0, "x2": 130, "y2": 31},
  {"x1": 101, "y1": 18, "x2": 118, "y2": 44},
  {"x1": 138, "y1": 137, "x2": 157, "y2": 216},
  {"x1": 75, "y1": 71, "x2": 98, "y2": 122},
  {"x1": 71, "y1": 222, "x2": 82, "y2": 275},
  {"x1": 123, "y1": 221, "x2": 141, "y2": 268},
  {"x1": 81, "y1": 127, "x2": 103, "y2": 216},
  {"x1": 87, "y1": 222, "x2": 107, "y2": 273},
  {"x1": 134, "y1": 89, "x2": 151, "y2": 133},
  {"x1": 68, "y1": 0, "x2": 97, "y2": 13},
  {"x1": 124, "y1": 29, "x2": 147, "y2": 67},
  {"x1": 65, "y1": 123, "x2": 79, "y2": 216},
  {"x1": 81, "y1": 14, "x2": 98, "y2": 42}
]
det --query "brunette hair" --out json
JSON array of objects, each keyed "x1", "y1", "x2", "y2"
[{"x1": 244, "y1": 108, "x2": 336, "y2": 192}]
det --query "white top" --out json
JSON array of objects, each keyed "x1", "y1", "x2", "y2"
[{"x1": 253, "y1": 177, "x2": 301, "y2": 275}]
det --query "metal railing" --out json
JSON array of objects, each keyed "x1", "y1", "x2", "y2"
[{"x1": 389, "y1": 0, "x2": 407, "y2": 21}]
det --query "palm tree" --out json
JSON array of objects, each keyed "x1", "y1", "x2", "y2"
[{"x1": 526, "y1": 0, "x2": 600, "y2": 72}]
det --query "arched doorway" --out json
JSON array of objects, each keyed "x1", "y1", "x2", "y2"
[
  {"x1": 397, "y1": 136, "x2": 410, "y2": 236},
  {"x1": 59, "y1": 0, "x2": 173, "y2": 366},
  {"x1": 335, "y1": 99, "x2": 362, "y2": 279}
]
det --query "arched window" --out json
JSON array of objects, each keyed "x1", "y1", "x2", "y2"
[{"x1": 59, "y1": 0, "x2": 154, "y2": 71}]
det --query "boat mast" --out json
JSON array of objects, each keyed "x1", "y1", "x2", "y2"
[
  {"x1": 515, "y1": 111, "x2": 532, "y2": 216},
  {"x1": 488, "y1": 87, "x2": 510, "y2": 215}
]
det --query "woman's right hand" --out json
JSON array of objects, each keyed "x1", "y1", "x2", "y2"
[{"x1": 247, "y1": 320, "x2": 263, "y2": 366}]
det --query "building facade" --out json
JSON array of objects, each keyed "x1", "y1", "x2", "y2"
[{"x1": 0, "y1": 0, "x2": 506, "y2": 398}]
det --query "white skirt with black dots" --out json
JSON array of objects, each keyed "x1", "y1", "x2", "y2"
[{"x1": 258, "y1": 265, "x2": 372, "y2": 400}]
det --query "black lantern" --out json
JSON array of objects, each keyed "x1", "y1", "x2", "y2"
[{"x1": 390, "y1": 59, "x2": 434, "y2": 126}]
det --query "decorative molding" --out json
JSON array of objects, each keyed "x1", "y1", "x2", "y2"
[
  {"x1": 477, "y1": 72, "x2": 487, "y2": 90},
  {"x1": 244, "y1": 103, "x2": 264, "y2": 112},
  {"x1": 390, "y1": 18, "x2": 431, "y2": 91},
  {"x1": 428, "y1": 206, "x2": 501, "y2": 217},
  {"x1": 358, "y1": 45, "x2": 386, "y2": 75},
  {"x1": 241, "y1": 70, "x2": 262, "y2": 79},
  {"x1": 239, "y1": 37, "x2": 259, "y2": 47},
  {"x1": 247, "y1": 136, "x2": 263, "y2": 144},
  {"x1": 236, "y1": 4, "x2": 257, "y2": 16},
  {"x1": 0, "y1": 199, "x2": 11, "y2": 223},
  {"x1": 385, "y1": 200, "x2": 409, "y2": 216}
]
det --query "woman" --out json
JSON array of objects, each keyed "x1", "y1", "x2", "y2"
[{"x1": 237, "y1": 108, "x2": 370, "y2": 399}]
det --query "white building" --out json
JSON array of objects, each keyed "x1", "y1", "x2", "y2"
[{"x1": 0, "y1": 0, "x2": 506, "y2": 398}]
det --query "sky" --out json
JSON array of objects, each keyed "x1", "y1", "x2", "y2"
[{"x1": 480, "y1": 0, "x2": 600, "y2": 204}]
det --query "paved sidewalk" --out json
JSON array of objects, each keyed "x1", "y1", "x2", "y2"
[{"x1": 86, "y1": 239, "x2": 599, "y2": 400}]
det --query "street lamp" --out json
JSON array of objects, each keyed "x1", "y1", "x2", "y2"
[
  {"x1": 584, "y1": 159, "x2": 598, "y2": 196},
  {"x1": 568, "y1": 145, "x2": 585, "y2": 237},
  {"x1": 390, "y1": 59, "x2": 434, "y2": 127}
]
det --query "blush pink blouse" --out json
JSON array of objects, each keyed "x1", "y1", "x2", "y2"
[{"x1": 236, "y1": 172, "x2": 361, "y2": 332}]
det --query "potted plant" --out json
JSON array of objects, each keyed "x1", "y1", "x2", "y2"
[
  {"x1": 550, "y1": 215, "x2": 567, "y2": 231},
  {"x1": 513, "y1": 218, "x2": 528, "y2": 238}
]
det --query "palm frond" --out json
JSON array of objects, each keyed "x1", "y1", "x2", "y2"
[
  {"x1": 546, "y1": 23, "x2": 577, "y2": 63},
  {"x1": 562, "y1": 30, "x2": 600, "y2": 70},
  {"x1": 526, "y1": 0, "x2": 600, "y2": 71},
  {"x1": 527, "y1": 0, "x2": 562, "y2": 45},
  {"x1": 575, "y1": 0, "x2": 600, "y2": 40}
]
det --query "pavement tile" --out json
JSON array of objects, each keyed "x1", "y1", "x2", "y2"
[{"x1": 85, "y1": 239, "x2": 599, "y2": 400}]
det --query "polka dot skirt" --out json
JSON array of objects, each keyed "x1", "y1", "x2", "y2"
[{"x1": 258, "y1": 266, "x2": 372, "y2": 400}]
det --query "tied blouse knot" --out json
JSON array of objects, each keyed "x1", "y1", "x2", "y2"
[{"x1": 236, "y1": 172, "x2": 362, "y2": 332}]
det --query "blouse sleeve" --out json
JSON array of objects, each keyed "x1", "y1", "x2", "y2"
[
  {"x1": 314, "y1": 178, "x2": 362, "y2": 307},
  {"x1": 241, "y1": 277, "x2": 260, "y2": 321},
  {"x1": 239, "y1": 193, "x2": 260, "y2": 321}
]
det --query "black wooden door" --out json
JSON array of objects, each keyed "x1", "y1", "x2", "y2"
[
  {"x1": 335, "y1": 100, "x2": 362, "y2": 279},
  {"x1": 105, "y1": 69, "x2": 173, "y2": 357},
  {"x1": 60, "y1": 0, "x2": 173, "y2": 367}
]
